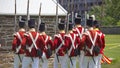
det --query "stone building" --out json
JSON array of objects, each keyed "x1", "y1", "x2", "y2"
[
  {"x1": 58, "y1": 0, "x2": 103, "y2": 14},
  {"x1": 0, "y1": 0, "x2": 67, "y2": 47}
]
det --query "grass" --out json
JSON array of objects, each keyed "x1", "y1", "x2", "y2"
[{"x1": 102, "y1": 34, "x2": 120, "y2": 68}]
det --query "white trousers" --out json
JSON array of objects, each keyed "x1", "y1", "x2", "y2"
[
  {"x1": 77, "y1": 50, "x2": 85, "y2": 68},
  {"x1": 82, "y1": 56, "x2": 100, "y2": 68},
  {"x1": 53, "y1": 54, "x2": 68, "y2": 68},
  {"x1": 69, "y1": 57, "x2": 77, "y2": 68},
  {"x1": 40, "y1": 52, "x2": 48, "y2": 68},
  {"x1": 97, "y1": 54, "x2": 102, "y2": 68},
  {"x1": 22, "y1": 56, "x2": 39, "y2": 68},
  {"x1": 14, "y1": 54, "x2": 24, "y2": 68}
]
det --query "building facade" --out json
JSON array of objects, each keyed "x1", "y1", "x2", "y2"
[{"x1": 58, "y1": 0, "x2": 103, "y2": 14}]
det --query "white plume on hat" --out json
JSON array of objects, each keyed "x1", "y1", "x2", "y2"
[{"x1": 91, "y1": 15, "x2": 95, "y2": 21}]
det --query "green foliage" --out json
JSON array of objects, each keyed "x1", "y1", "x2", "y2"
[
  {"x1": 102, "y1": 16, "x2": 117, "y2": 26},
  {"x1": 117, "y1": 21, "x2": 120, "y2": 26},
  {"x1": 102, "y1": 35, "x2": 120, "y2": 68},
  {"x1": 89, "y1": 0, "x2": 120, "y2": 26}
]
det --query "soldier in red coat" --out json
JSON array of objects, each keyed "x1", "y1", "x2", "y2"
[
  {"x1": 64, "y1": 23, "x2": 81, "y2": 68},
  {"x1": 21, "y1": 19, "x2": 45, "y2": 68},
  {"x1": 73, "y1": 14, "x2": 85, "y2": 68},
  {"x1": 53, "y1": 21, "x2": 68, "y2": 68},
  {"x1": 39, "y1": 23, "x2": 53, "y2": 68},
  {"x1": 12, "y1": 18, "x2": 26, "y2": 68},
  {"x1": 93, "y1": 20, "x2": 105, "y2": 68},
  {"x1": 81, "y1": 19, "x2": 102, "y2": 68}
]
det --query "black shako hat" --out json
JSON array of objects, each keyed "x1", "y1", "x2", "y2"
[
  {"x1": 93, "y1": 20, "x2": 100, "y2": 28},
  {"x1": 87, "y1": 19, "x2": 94, "y2": 27},
  {"x1": 19, "y1": 18, "x2": 26, "y2": 28},
  {"x1": 39, "y1": 22, "x2": 45, "y2": 32},
  {"x1": 28, "y1": 19, "x2": 35, "y2": 28},
  {"x1": 68, "y1": 23, "x2": 73, "y2": 30},
  {"x1": 58, "y1": 20, "x2": 65, "y2": 30},
  {"x1": 74, "y1": 14, "x2": 81, "y2": 24}
]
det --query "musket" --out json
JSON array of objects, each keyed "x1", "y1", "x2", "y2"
[
  {"x1": 64, "y1": 0, "x2": 73, "y2": 64},
  {"x1": 84, "y1": 0, "x2": 87, "y2": 31},
  {"x1": 72, "y1": 11, "x2": 74, "y2": 27},
  {"x1": 26, "y1": 0, "x2": 34, "y2": 62},
  {"x1": 66, "y1": 13, "x2": 70, "y2": 34},
  {"x1": 65, "y1": 13, "x2": 74, "y2": 66},
  {"x1": 14, "y1": 0, "x2": 22, "y2": 62},
  {"x1": 84, "y1": 0, "x2": 96, "y2": 66},
  {"x1": 55, "y1": 0, "x2": 60, "y2": 63},
  {"x1": 26, "y1": 0, "x2": 30, "y2": 30},
  {"x1": 14, "y1": 0, "x2": 17, "y2": 32},
  {"x1": 36, "y1": 2, "x2": 44, "y2": 63},
  {"x1": 66, "y1": 48, "x2": 73, "y2": 66},
  {"x1": 55, "y1": 0, "x2": 58, "y2": 34},
  {"x1": 37, "y1": 3, "x2": 42, "y2": 31},
  {"x1": 37, "y1": 2, "x2": 44, "y2": 63}
]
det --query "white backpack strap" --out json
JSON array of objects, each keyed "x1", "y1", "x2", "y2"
[
  {"x1": 15, "y1": 32, "x2": 22, "y2": 53},
  {"x1": 93, "y1": 32, "x2": 98, "y2": 45},
  {"x1": 17, "y1": 32, "x2": 22, "y2": 42},
  {"x1": 87, "y1": 31, "x2": 98, "y2": 54},
  {"x1": 45, "y1": 35, "x2": 49, "y2": 49},
  {"x1": 76, "y1": 28, "x2": 84, "y2": 39},
  {"x1": 55, "y1": 34, "x2": 64, "y2": 53},
  {"x1": 45, "y1": 36, "x2": 49, "y2": 43},
  {"x1": 68, "y1": 34, "x2": 76, "y2": 55},
  {"x1": 69, "y1": 34, "x2": 76, "y2": 49},
  {"x1": 28, "y1": 32, "x2": 39, "y2": 51}
]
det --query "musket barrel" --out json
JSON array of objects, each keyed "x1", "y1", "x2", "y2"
[
  {"x1": 14, "y1": 0, "x2": 17, "y2": 32},
  {"x1": 26, "y1": 0, "x2": 30, "y2": 30},
  {"x1": 38, "y1": 3, "x2": 42, "y2": 31},
  {"x1": 55, "y1": 0, "x2": 58, "y2": 34}
]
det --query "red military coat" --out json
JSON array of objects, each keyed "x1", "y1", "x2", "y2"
[
  {"x1": 73, "y1": 26, "x2": 85, "y2": 50},
  {"x1": 21, "y1": 31, "x2": 45, "y2": 57},
  {"x1": 64, "y1": 32, "x2": 81, "y2": 57},
  {"x1": 12, "y1": 30, "x2": 25, "y2": 54},
  {"x1": 53, "y1": 33, "x2": 66, "y2": 56},
  {"x1": 41, "y1": 34, "x2": 53, "y2": 58},
  {"x1": 82, "y1": 30, "x2": 102, "y2": 56},
  {"x1": 95, "y1": 28, "x2": 105, "y2": 54}
]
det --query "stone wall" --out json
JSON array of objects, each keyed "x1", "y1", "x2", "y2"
[
  {"x1": 0, "y1": 16, "x2": 15, "y2": 47},
  {"x1": 0, "y1": 15, "x2": 64, "y2": 47},
  {"x1": 100, "y1": 27, "x2": 120, "y2": 34}
]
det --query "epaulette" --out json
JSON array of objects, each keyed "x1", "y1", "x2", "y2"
[
  {"x1": 13, "y1": 33, "x2": 16, "y2": 36},
  {"x1": 54, "y1": 34, "x2": 59, "y2": 38},
  {"x1": 13, "y1": 32, "x2": 18, "y2": 37},
  {"x1": 64, "y1": 34, "x2": 70, "y2": 37},
  {"x1": 103, "y1": 34, "x2": 105, "y2": 36},
  {"x1": 39, "y1": 33, "x2": 42, "y2": 35},
  {"x1": 24, "y1": 32, "x2": 29, "y2": 36},
  {"x1": 73, "y1": 28, "x2": 76, "y2": 31},
  {"x1": 83, "y1": 32, "x2": 88, "y2": 35},
  {"x1": 85, "y1": 29, "x2": 88, "y2": 32},
  {"x1": 49, "y1": 36, "x2": 52, "y2": 40}
]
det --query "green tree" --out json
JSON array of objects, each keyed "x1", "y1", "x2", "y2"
[{"x1": 89, "y1": 0, "x2": 120, "y2": 26}]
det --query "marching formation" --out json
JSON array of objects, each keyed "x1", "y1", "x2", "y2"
[{"x1": 12, "y1": 14, "x2": 106, "y2": 68}]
